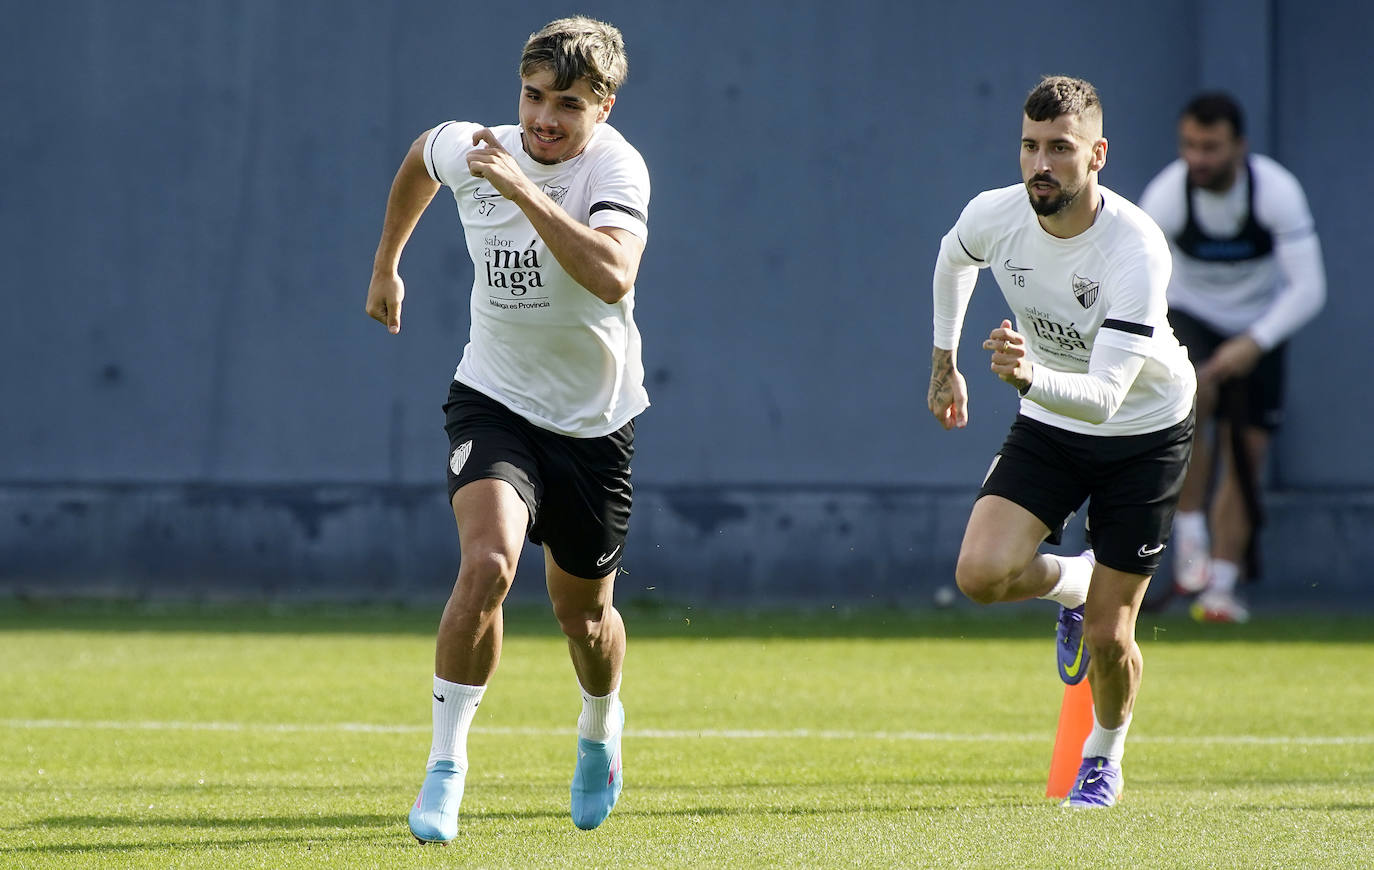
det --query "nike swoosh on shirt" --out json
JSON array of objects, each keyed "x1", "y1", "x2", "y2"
[
  {"x1": 1003, "y1": 259, "x2": 1034, "y2": 271},
  {"x1": 473, "y1": 190, "x2": 503, "y2": 201}
]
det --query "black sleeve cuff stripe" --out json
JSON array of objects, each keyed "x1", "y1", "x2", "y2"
[
  {"x1": 956, "y1": 233, "x2": 985, "y2": 263},
  {"x1": 1102, "y1": 318, "x2": 1154, "y2": 337},
  {"x1": 428, "y1": 121, "x2": 455, "y2": 187},
  {"x1": 590, "y1": 201, "x2": 647, "y2": 223}
]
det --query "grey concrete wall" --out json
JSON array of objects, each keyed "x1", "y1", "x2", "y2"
[
  {"x1": 2, "y1": 483, "x2": 1364, "y2": 609},
  {"x1": 3, "y1": 0, "x2": 1371, "y2": 604}
]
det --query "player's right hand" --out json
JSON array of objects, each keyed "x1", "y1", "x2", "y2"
[
  {"x1": 467, "y1": 128, "x2": 529, "y2": 201},
  {"x1": 928, "y1": 366, "x2": 969, "y2": 430},
  {"x1": 365, "y1": 272, "x2": 404, "y2": 334}
]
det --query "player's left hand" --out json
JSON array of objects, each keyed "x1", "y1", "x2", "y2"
[
  {"x1": 467, "y1": 128, "x2": 531, "y2": 200},
  {"x1": 1197, "y1": 334, "x2": 1262, "y2": 383},
  {"x1": 984, "y1": 319, "x2": 1033, "y2": 393}
]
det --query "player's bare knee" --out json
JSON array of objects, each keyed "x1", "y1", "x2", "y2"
[
  {"x1": 955, "y1": 575, "x2": 999, "y2": 605},
  {"x1": 1084, "y1": 623, "x2": 1130, "y2": 664},
  {"x1": 954, "y1": 553, "x2": 1010, "y2": 604},
  {"x1": 554, "y1": 608, "x2": 606, "y2": 644},
  {"x1": 454, "y1": 550, "x2": 518, "y2": 608}
]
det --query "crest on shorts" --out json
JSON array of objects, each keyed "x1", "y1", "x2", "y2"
[
  {"x1": 1071, "y1": 273, "x2": 1100, "y2": 309},
  {"x1": 449, "y1": 440, "x2": 473, "y2": 476}
]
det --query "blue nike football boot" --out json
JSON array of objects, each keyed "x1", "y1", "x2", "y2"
[
  {"x1": 1060, "y1": 756, "x2": 1124, "y2": 808},
  {"x1": 570, "y1": 701, "x2": 624, "y2": 830},
  {"x1": 408, "y1": 760, "x2": 464, "y2": 844},
  {"x1": 1056, "y1": 549, "x2": 1094, "y2": 684},
  {"x1": 1056, "y1": 605, "x2": 1090, "y2": 684}
]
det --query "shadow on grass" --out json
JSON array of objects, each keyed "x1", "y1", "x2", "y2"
[
  {"x1": 6, "y1": 812, "x2": 394, "y2": 832},
  {"x1": 1, "y1": 598, "x2": 1370, "y2": 643},
  {"x1": 0, "y1": 813, "x2": 399, "y2": 856},
  {"x1": 1, "y1": 796, "x2": 1052, "y2": 856},
  {"x1": 464, "y1": 799, "x2": 1043, "y2": 821}
]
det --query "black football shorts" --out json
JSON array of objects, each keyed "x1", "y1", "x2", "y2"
[
  {"x1": 442, "y1": 380, "x2": 634, "y2": 579},
  {"x1": 977, "y1": 412, "x2": 1194, "y2": 575},
  {"x1": 1170, "y1": 308, "x2": 1286, "y2": 431}
]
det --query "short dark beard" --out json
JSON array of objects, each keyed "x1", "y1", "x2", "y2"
[
  {"x1": 1192, "y1": 163, "x2": 1239, "y2": 192},
  {"x1": 1026, "y1": 179, "x2": 1080, "y2": 217}
]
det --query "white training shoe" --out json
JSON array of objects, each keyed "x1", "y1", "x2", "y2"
[
  {"x1": 1173, "y1": 529, "x2": 1210, "y2": 595},
  {"x1": 1190, "y1": 590, "x2": 1251, "y2": 624}
]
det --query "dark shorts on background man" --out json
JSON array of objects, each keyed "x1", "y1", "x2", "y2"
[
  {"x1": 1169, "y1": 308, "x2": 1286, "y2": 430},
  {"x1": 442, "y1": 380, "x2": 634, "y2": 579},
  {"x1": 978, "y1": 412, "x2": 1195, "y2": 576}
]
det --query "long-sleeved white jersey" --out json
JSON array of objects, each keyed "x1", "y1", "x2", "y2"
[
  {"x1": 934, "y1": 184, "x2": 1195, "y2": 436},
  {"x1": 1138, "y1": 154, "x2": 1325, "y2": 350}
]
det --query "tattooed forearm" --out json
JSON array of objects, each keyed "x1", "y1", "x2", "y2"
[{"x1": 929, "y1": 347, "x2": 955, "y2": 405}]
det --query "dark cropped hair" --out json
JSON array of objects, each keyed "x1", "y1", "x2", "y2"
[
  {"x1": 519, "y1": 16, "x2": 627, "y2": 102},
  {"x1": 1181, "y1": 92, "x2": 1245, "y2": 138},
  {"x1": 1024, "y1": 75, "x2": 1103, "y2": 130}
]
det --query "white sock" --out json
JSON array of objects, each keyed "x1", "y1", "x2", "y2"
[
  {"x1": 1039, "y1": 553, "x2": 1092, "y2": 609},
  {"x1": 1081, "y1": 711, "x2": 1132, "y2": 763},
  {"x1": 1208, "y1": 559, "x2": 1240, "y2": 595},
  {"x1": 578, "y1": 679, "x2": 622, "y2": 742},
  {"x1": 1174, "y1": 510, "x2": 1207, "y2": 542},
  {"x1": 427, "y1": 676, "x2": 485, "y2": 771}
]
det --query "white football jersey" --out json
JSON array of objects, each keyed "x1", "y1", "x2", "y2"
[
  {"x1": 1139, "y1": 154, "x2": 1324, "y2": 348},
  {"x1": 937, "y1": 184, "x2": 1195, "y2": 436},
  {"x1": 424, "y1": 121, "x2": 651, "y2": 437}
]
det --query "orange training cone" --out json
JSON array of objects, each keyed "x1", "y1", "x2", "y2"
[{"x1": 1045, "y1": 678, "x2": 1094, "y2": 799}]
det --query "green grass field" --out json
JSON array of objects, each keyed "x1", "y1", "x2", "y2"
[{"x1": 1, "y1": 600, "x2": 1370, "y2": 868}]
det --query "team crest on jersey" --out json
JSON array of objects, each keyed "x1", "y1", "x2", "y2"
[
  {"x1": 542, "y1": 183, "x2": 569, "y2": 204},
  {"x1": 450, "y1": 440, "x2": 473, "y2": 476},
  {"x1": 1071, "y1": 273, "x2": 1100, "y2": 309}
]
